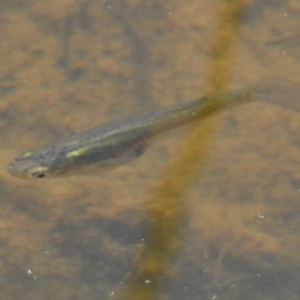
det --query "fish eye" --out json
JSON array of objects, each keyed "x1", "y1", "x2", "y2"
[
  {"x1": 30, "y1": 167, "x2": 50, "y2": 179},
  {"x1": 33, "y1": 172, "x2": 47, "y2": 178}
]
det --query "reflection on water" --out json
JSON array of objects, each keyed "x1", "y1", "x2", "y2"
[{"x1": 1, "y1": 0, "x2": 300, "y2": 299}]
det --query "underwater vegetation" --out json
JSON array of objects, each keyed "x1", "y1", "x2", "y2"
[{"x1": 1, "y1": 0, "x2": 300, "y2": 299}]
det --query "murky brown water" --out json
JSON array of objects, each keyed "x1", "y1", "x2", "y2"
[{"x1": 1, "y1": 0, "x2": 300, "y2": 299}]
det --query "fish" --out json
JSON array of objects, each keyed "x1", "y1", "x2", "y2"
[{"x1": 7, "y1": 77, "x2": 300, "y2": 179}]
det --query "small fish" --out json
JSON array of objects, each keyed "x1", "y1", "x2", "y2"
[{"x1": 8, "y1": 77, "x2": 300, "y2": 179}]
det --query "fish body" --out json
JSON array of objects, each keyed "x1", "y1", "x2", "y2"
[{"x1": 8, "y1": 77, "x2": 300, "y2": 179}]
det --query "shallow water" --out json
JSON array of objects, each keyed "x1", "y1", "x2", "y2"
[{"x1": 1, "y1": 0, "x2": 300, "y2": 299}]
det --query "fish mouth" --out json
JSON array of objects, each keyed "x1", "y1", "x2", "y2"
[
  {"x1": 7, "y1": 159, "x2": 40, "y2": 179},
  {"x1": 7, "y1": 160, "x2": 29, "y2": 178}
]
